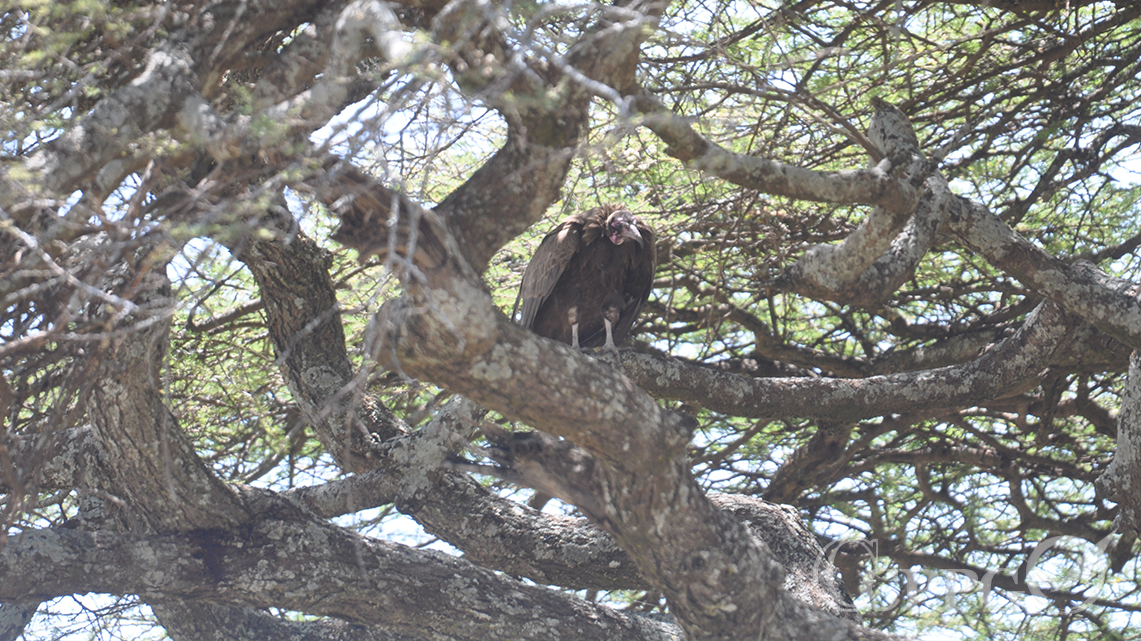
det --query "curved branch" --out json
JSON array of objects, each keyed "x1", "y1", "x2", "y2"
[
  {"x1": 834, "y1": 172, "x2": 951, "y2": 307},
  {"x1": 780, "y1": 99, "x2": 929, "y2": 301},
  {"x1": 632, "y1": 92, "x2": 922, "y2": 212},
  {"x1": 433, "y1": 1, "x2": 664, "y2": 273}
]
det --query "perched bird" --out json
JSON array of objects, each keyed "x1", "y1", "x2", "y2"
[{"x1": 513, "y1": 204, "x2": 656, "y2": 350}]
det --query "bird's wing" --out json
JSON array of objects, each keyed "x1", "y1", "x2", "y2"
[
  {"x1": 614, "y1": 222, "x2": 658, "y2": 340},
  {"x1": 513, "y1": 222, "x2": 583, "y2": 328}
]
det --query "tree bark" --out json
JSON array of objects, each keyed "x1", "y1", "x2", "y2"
[{"x1": 1096, "y1": 352, "x2": 1141, "y2": 535}]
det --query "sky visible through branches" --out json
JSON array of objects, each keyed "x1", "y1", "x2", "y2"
[{"x1": 5, "y1": 0, "x2": 1141, "y2": 639}]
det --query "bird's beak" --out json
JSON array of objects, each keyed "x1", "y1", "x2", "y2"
[{"x1": 617, "y1": 221, "x2": 644, "y2": 246}]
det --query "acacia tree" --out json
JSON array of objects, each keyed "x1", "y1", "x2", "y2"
[{"x1": 3, "y1": 0, "x2": 1141, "y2": 639}]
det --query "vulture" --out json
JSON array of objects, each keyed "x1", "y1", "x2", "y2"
[{"x1": 513, "y1": 204, "x2": 656, "y2": 350}]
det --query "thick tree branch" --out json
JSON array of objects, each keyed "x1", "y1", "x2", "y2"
[
  {"x1": 780, "y1": 99, "x2": 929, "y2": 301},
  {"x1": 822, "y1": 172, "x2": 951, "y2": 307},
  {"x1": 620, "y1": 299, "x2": 1079, "y2": 421},
  {"x1": 1, "y1": 506, "x2": 679, "y2": 641},
  {"x1": 237, "y1": 216, "x2": 397, "y2": 472},
  {"x1": 86, "y1": 257, "x2": 247, "y2": 532},
  {"x1": 948, "y1": 198, "x2": 1141, "y2": 349},
  {"x1": 431, "y1": 1, "x2": 665, "y2": 273},
  {"x1": 1096, "y1": 351, "x2": 1141, "y2": 535},
  {"x1": 152, "y1": 601, "x2": 421, "y2": 641}
]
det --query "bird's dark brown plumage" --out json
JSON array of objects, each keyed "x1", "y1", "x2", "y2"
[{"x1": 513, "y1": 204, "x2": 656, "y2": 348}]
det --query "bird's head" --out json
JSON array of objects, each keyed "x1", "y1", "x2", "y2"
[{"x1": 606, "y1": 210, "x2": 644, "y2": 246}]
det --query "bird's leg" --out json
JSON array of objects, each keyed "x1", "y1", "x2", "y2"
[
  {"x1": 568, "y1": 306, "x2": 579, "y2": 349},
  {"x1": 602, "y1": 304, "x2": 621, "y2": 354}
]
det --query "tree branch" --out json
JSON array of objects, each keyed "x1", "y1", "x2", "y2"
[
  {"x1": 432, "y1": 0, "x2": 665, "y2": 273},
  {"x1": 779, "y1": 99, "x2": 930, "y2": 301},
  {"x1": 1, "y1": 506, "x2": 680, "y2": 641},
  {"x1": 1096, "y1": 351, "x2": 1141, "y2": 535},
  {"x1": 85, "y1": 254, "x2": 247, "y2": 532},
  {"x1": 620, "y1": 299, "x2": 1079, "y2": 421},
  {"x1": 632, "y1": 91, "x2": 923, "y2": 212},
  {"x1": 948, "y1": 198, "x2": 1141, "y2": 349}
]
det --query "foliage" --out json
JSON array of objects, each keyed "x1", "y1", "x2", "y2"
[{"x1": 3, "y1": 1, "x2": 1141, "y2": 640}]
